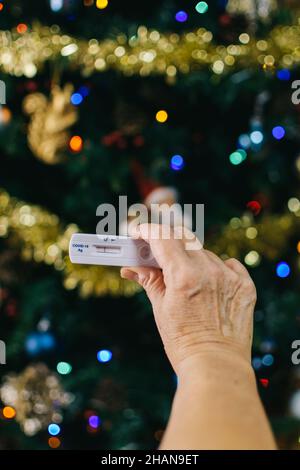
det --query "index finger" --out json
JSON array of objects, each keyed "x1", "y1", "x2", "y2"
[{"x1": 129, "y1": 223, "x2": 189, "y2": 271}]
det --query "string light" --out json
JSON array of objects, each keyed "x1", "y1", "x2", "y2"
[
  {"x1": 56, "y1": 362, "x2": 72, "y2": 375},
  {"x1": 48, "y1": 437, "x2": 61, "y2": 448},
  {"x1": 48, "y1": 423, "x2": 61, "y2": 436},
  {"x1": 50, "y1": 0, "x2": 63, "y2": 12},
  {"x1": 2, "y1": 24, "x2": 300, "y2": 79},
  {"x1": 170, "y1": 154, "x2": 184, "y2": 171},
  {"x1": 97, "y1": 349, "x2": 112, "y2": 363},
  {"x1": 276, "y1": 262, "x2": 290, "y2": 278},
  {"x1": 195, "y1": 2, "x2": 208, "y2": 14},
  {"x1": 272, "y1": 125, "x2": 285, "y2": 140},
  {"x1": 155, "y1": 110, "x2": 168, "y2": 123},
  {"x1": 3, "y1": 406, "x2": 16, "y2": 419},
  {"x1": 175, "y1": 11, "x2": 188, "y2": 22},
  {"x1": 247, "y1": 200, "x2": 262, "y2": 216},
  {"x1": 229, "y1": 150, "x2": 246, "y2": 165},
  {"x1": 69, "y1": 135, "x2": 83, "y2": 152},
  {"x1": 96, "y1": 0, "x2": 108, "y2": 9}
]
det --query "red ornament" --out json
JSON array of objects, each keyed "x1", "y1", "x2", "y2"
[{"x1": 247, "y1": 200, "x2": 262, "y2": 216}]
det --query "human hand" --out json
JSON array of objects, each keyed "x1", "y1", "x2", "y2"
[{"x1": 120, "y1": 224, "x2": 257, "y2": 378}]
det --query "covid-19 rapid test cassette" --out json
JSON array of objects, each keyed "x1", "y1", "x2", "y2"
[{"x1": 69, "y1": 233, "x2": 159, "y2": 268}]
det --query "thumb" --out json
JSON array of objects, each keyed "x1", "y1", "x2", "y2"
[{"x1": 120, "y1": 267, "x2": 165, "y2": 302}]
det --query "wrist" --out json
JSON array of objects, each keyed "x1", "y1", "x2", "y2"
[{"x1": 176, "y1": 347, "x2": 255, "y2": 390}]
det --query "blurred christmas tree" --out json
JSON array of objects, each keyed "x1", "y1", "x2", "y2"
[{"x1": 0, "y1": 0, "x2": 300, "y2": 450}]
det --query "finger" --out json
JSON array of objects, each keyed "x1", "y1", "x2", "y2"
[
  {"x1": 224, "y1": 258, "x2": 251, "y2": 279},
  {"x1": 129, "y1": 223, "x2": 189, "y2": 271},
  {"x1": 120, "y1": 266, "x2": 165, "y2": 301}
]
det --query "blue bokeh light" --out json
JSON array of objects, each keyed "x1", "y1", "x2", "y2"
[
  {"x1": 50, "y1": 0, "x2": 63, "y2": 12},
  {"x1": 238, "y1": 133, "x2": 251, "y2": 149},
  {"x1": 272, "y1": 126, "x2": 285, "y2": 140},
  {"x1": 48, "y1": 423, "x2": 61, "y2": 436},
  {"x1": 78, "y1": 86, "x2": 89, "y2": 98},
  {"x1": 71, "y1": 93, "x2": 83, "y2": 106},
  {"x1": 276, "y1": 262, "x2": 290, "y2": 278},
  {"x1": 170, "y1": 154, "x2": 184, "y2": 171},
  {"x1": 175, "y1": 11, "x2": 188, "y2": 22},
  {"x1": 276, "y1": 69, "x2": 291, "y2": 81},
  {"x1": 262, "y1": 354, "x2": 274, "y2": 367},
  {"x1": 97, "y1": 349, "x2": 113, "y2": 363},
  {"x1": 88, "y1": 415, "x2": 101, "y2": 428},
  {"x1": 252, "y1": 357, "x2": 262, "y2": 370}
]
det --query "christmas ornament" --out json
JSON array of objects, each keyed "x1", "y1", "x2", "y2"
[
  {"x1": 0, "y1": 363, "x2": 73, "y2": 436},
  {"x1": 23, "y1": 84, "x2": 78, "y2": 164}
]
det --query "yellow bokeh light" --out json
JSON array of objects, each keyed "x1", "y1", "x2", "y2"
[
  {"x1": 96, "y1": 0, "x2": 108, "y2": 9},
  {"x1": 297, "y1": 241, "x2": 300, "y2": 254},
  {"x1": 156, "y1": 110, "x2": 168, "y2": 123}
]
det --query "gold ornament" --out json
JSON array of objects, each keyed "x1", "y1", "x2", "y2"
[
  {"x1": 1, "y1": 22, "x2": 300, "y2": 80},
  {"x1": 0, "y1": 363, "x2": 73, "y2": 436},
  {"x1": 23, "y1": 84, "x2": 78, "y2": 164}
]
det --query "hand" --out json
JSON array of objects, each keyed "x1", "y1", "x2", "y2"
[{"x1": 121, "y1": 224, "x2": 257, "y2": 377}]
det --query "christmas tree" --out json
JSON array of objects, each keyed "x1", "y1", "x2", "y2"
[{"x1": 0, "y1": 0, "x2": 300, "y2": 450}]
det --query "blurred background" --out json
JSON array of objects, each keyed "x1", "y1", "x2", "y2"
[{"x1": 0, "y1": 0, "x2": 300, "y2": 450}]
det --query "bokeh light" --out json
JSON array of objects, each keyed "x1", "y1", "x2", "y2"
[
  {"x1": 229, "y1": 151, "x2": 243, "y2": 165},
  {"x1": 48, "y1": 437, "x2": 61, "y2": 448},
  {"x1": 50, "y1": 0, "x2": 63, "y2": 11},
  {"x1": 88, "y1": 415, "x2": 101, "y2": 428},
  {"x1": 244, "y1": 250, "x2": 260, "y2": 267},
  {"x1": 155, "y1": 110, "x2": 168, "y2": 123},
  {"x1": 195, "y1": 2, "x2": 208, "y2": 14},
  {"x1": 238, "y1": 134, "x2": 251, "y2": 149},
  {"x1": 96, "y1": 0, "x2": 108, "y2": 9},
  {"x1": 71, "y1": 93, "x2": 83, "y2": 106},
  {"x1": 69, "y1": 135, "x2": 83, "y2": 152},
  {"x1": 48, "y1": 423, "x2": 61, "y2": 436},
  {"x1": 170, "y1": 154, "x2": 184, "y2": 171},
  {"x1": 276, "y1": 262, "x2": 290, "y2": 278},
  {"x1": 3, "y1": 406, "x2": 16, "y2": 419},
  {"x1": 250, "y1": 130, "x2": 264, "y2": 145},
  {"x1": 97, "y1": 349, "x2": 112, "y2": 363},
  {"x1": 57, "y1": 362, "x2": 72, "y2": 375},
  {"x1": 262, "y1": 354, "x2": 274, "y2": 366},
  {"x1": 276, "y1": 69, "x2": 291, "y2": 81},
  {"x1": 175, "y1": 11, "x2": 188, "y2": 22},
  {"x1": 272, "y1": 126, "x2": 285, "y2": 140},
  {"x1": 16, "y1": 24, "x2": 28, "y2": 34}
]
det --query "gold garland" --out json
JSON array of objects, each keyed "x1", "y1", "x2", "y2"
[
  {"x1": 1, "y1": 21, "x2": 300, "y2": 80},
  {"x1": 0, "y1": 188, "x2": 299, "y2": 299},
  {"x1": 0, "y1": 189, "x2": 139, "y2": 297}
]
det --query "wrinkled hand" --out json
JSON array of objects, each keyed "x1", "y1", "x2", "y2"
[{"x1": 121, "y1": 224, "x2": 257, "y2": 376}]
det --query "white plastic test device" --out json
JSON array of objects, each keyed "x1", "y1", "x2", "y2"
[{"x1": 69, "y1": 233, "x2": 159, "y2": 268}]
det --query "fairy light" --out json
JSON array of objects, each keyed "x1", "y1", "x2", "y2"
[
  {"x1": 69, "y1": 135, "x2": 83, "y2": 152},
  {"x1": 170, "y1": 154, "x2": 184, "y2": 171},
  {"x1": 288, "y1": 197, "x2": 300, "y2": 213},
  {"x1": 0, "y1": 3, "x2": 4, "y2": 12},
  {"x1": 250, "y1": 130, "x2": 264, "y2": 145},
  {"x1": 70, "y1": 93, "x2": 83, "y2": 105},
  {"x1": 238, "y1": 134, "x2": 251, "y2": 149},
  {"x1": 297, "y1": 241, "x2": 300, "y2": 253},
  {"x1": 244, "y1": 250, "x2": 261, "y2": 267},
  {"x1": 97, "y1": 349, "x2": 112, "y2": 363},
  {"x1": 155, "y1": 110, "x2": 168, "y2": 123}
]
